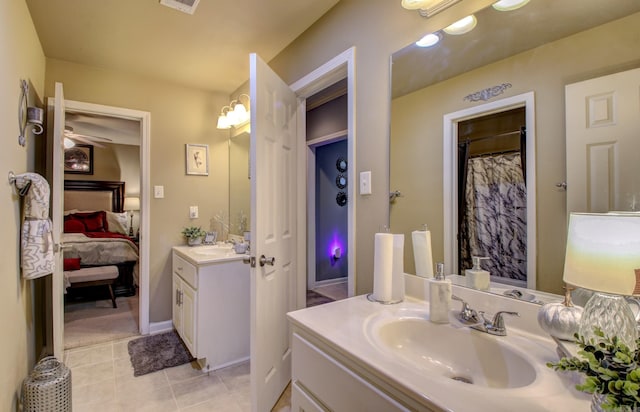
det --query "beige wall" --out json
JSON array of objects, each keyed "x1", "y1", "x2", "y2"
[
  {"x1": 269, "y1": 0, "x2": 494, "y2": 294},
  {"x1": 390, "y1": 13, "x2": 640, "y2": 294},
  {"x1": 45, "y1": 59, "x2": 230, "y2": 322},
  {"x1": 0, "y1": 0, "x2": 46, "y2": 409}
]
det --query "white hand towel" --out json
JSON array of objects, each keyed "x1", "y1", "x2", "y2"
[
  {"x1": 412, "y1": 230, "x2": 434, "y2": 277},
  {"x1": 14, "y1": 172, "x2": 55, "y2": 279}
]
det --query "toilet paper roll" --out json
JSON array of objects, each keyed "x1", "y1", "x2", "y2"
[
  {"x1": 391, "y1": 234, "x2": 405, "y2": 302},
  {"x1": 373, "y1": 233, "x2": 394, "y2": 302},
  {"x1": 412, "y1": 230, "x2": 434, "y2": 278}
]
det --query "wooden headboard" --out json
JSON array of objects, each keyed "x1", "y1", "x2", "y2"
[{"x1": 64, "y1": 180, "x2": 126, "y2": 212}]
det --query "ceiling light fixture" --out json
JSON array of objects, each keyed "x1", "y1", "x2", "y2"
[
  {"x1": 216, "y1": 94, "x2": 250, "y2": 130},
  {"x1": 401, "y1": 0, "x2": 461, "y2": 17},
  {"x1": 416, "y1": 32, "x2": 441, "y2": 47},
  {"x1": 492, "y1": 0, "x2": 530, "y2": 11},
  {"x1": 443, "y1": 14, "x2": 477, "y2": 35}
]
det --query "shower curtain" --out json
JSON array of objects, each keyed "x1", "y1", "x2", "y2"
[{"x1": 460, "y1": 153, "x2": 527, "y2": 282}]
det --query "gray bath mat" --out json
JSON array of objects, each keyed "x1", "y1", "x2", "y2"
[{"x1": 127, "y1": 331, "x2": 194, "y2": 376}]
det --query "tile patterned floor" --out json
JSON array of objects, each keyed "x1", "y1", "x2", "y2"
[{"x1": 64, "y1": 336, "x2": 293, "y2": 412}]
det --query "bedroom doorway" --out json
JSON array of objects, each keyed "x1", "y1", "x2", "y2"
[{"x1": 48, "y1": 88, "x2": 150, "y2": 356}]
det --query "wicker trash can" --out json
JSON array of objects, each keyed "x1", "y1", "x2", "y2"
[{"x1": 22, "y1": 356, "x2": 71, "y2": 412}]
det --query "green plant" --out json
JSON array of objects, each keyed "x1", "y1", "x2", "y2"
[
  {"x1": 548, "y1": 328, "x2": 640, "y2": 411},
  {"x1": 181, "y1": 226, "x2": 206, "y2": 240}
]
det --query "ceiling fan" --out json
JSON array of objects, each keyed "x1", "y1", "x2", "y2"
[{"x1": 64, "y1": 125, "x2": 113, "y2": 148}]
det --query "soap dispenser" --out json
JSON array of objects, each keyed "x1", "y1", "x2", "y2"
[
  {"x1": 465, "y1": 256, "x2": 490, "y2": 291},
  {"x1": 429, "y1": 263, "x2": 451, "y2": 324}
]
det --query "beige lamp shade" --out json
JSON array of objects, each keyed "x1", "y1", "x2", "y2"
[
  {"x1": 123, "y1": 196, "x2": 140, "y2": 211},
  {"x1": 563, "y1": 212, "x2": 640, "y2": 296}
]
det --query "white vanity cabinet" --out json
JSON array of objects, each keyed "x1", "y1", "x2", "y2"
[
  {"x1": 291, "y1": 331, "x2": 416, "y2": 412},
  {"x1": 171, "y1": 249, "x2": 250, "y2": 372}
]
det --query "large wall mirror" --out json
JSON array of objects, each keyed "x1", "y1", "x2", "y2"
[
  {"x1": 390, "y1": 0, "x2": 640, "y2": 303},
  {"x1": 229, "y1": 126, "x2": 250, "y2": 237}
]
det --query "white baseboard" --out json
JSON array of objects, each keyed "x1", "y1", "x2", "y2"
[{"x1": 149, "y1": 320, "x2": 173, "y2": 335}]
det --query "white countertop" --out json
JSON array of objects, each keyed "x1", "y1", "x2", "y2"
[
  {"x1": 172, "y1": 244, "x2": 247, "y2": 265},
  {"x1": 287, "y1": 295, "x2": 590, "y2": 412}
]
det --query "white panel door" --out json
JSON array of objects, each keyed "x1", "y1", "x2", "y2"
[
  {"x1": 249, "y1": 53, "x2": 298, "y2": 412},
  {"x1": 566, "y1": 68, "x2": 640, "y2": 213},
  {"x1": 52, "y1": 82, "x2": 66, "y2": 361}
]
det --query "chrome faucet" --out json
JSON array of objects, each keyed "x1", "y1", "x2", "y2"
[
  {"x1": 472, "y1": 311, "x2": 520, "y2": 336},
  {"x1": 451, "y1": 295, "x2": 480, "y2": 324},
  {"x1": 451, "y1": 295, "x2": 519, "y2": 336}
]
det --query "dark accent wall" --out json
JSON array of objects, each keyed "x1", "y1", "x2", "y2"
[{"x1": 315, "y1": 140, "x2": 348, "y2": 282}]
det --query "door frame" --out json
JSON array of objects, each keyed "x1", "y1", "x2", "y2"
[
  {"x1": 306, "y1": 131, "x2": 348, "y2": 291},
  {"x1": 443, "y1": 91, "x2": 536, "y2": 290},
  {"x1": 290, "y1": 47, "x2": 356, "y2": 306},
  {"x1": 54, "y1": 99, "x2": 151, "y2": 339}
]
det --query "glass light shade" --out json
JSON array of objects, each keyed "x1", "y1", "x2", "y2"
[
  {"x1": 563, "y1": 212, "x2": 640, "y2": 349},
  {"x1": 443, "y1": 15, "x2": 477, "y2": 35},
  {"x1": 216, "y1": 114, "x2": 230, "y2": 129},
  {"x1": 233, "y1": 103, "x2": 247, "y2": 118},
  {"x1": 416, "y1": 33, "x2": 440, "y2": 48},
  {"x1": 401, "y1": 0, "x2": 430, "y2": 10},
  {"x1": 492, "y1": 0, "x2": 530, "y2": 11},
  {"x1": 123, "y1": 196, "x2": 140, "y2": 211},
  {"x1": 63, "y1": 137, "x2": 76, "y2": 149},
  {"x1": 226, "y1": 109, "x2": 240, "y2": 125}
]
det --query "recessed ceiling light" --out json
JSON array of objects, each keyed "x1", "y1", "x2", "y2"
[
  {"x1": 443, "y1": 15, "x2": 477, "y2": 35},
  {"x1": 492, "y1": 0, "x2": 530, "y2": 11},
  {"x1": 416, "y1": 33, "x2": 441, "y2": 48}
]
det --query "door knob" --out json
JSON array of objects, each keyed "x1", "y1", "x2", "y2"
[{"x1": 259, "y1": 255, "x2": 275, "y2": 267}]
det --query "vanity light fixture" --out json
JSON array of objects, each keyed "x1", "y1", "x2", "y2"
[
  {"x1": 562, "y1": 212, "x2": 640, "y2": 350},
  {"x1": 443, "y1": 15, "x2": 477, "y2": 35},
  {"x1": 216, "y1": 94, "x2": 250, "y2": 130},
  {"x1": 63, "y1": 137, "x2": 76, "y2": 149},
  {"x1": 401, "y1": 0, "x2": 461, "y2": 17},
  {"x1": 416, "y1": 32, "x2": 441, "y2": 47},
  {"x1": 492, "y1": 0, "x2": 530, "y2": 12}
]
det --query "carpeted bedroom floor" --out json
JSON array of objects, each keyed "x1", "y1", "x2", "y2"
[{"x1": 64, "y1": 293, "x2": 139, "y2": 349}]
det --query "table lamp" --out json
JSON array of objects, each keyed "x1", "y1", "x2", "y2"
[
  {"x1": 563, "y1": 212, "x2": 640, "y2": 350},
  {"x1": 123, "y1": 196, "x2": 140, "y2": 237}
]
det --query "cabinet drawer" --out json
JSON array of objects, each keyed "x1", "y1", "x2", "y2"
[
  {"x1": 173, "y1": 254, "x2": 198, "y2": 289},
  {"x1": 292, "y1": 333, "x2": 410, "y2": 412}
]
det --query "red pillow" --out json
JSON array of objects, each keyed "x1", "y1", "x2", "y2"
[
  {"x1": 64, "y1": 211, "x2": 108, "y2": 232},
  {"x1": 63, "y1": 218, "x2": 85, "y2": 233},
  {"x1": 63, "y1": 258, "x2": 81, "y2": 271}
]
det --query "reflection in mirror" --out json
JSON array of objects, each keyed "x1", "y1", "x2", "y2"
[
  {"x1": 229, "y1": 130, "x2": 250, "y2": 236},
  {"x1": 389, "y1": 0, "x2": 640, "y2": 303}
]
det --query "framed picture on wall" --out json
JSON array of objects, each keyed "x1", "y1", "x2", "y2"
[
  {"x1": 64, "y1": 144, "x2": 94, "y2": 174},
  {"x1": 186, "y1": 144, "x2": 209, "y2": 176}
]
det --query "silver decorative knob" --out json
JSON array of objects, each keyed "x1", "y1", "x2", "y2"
[{"x1": 259, "y1": 255, "x2": 275, "y2": 267}]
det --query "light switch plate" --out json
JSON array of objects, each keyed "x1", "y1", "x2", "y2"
[
  {"x1": 189, "y1": 206, "x2": 198, "y2": 219},
  {"x1": 154, "y1": 185, "x2": 164, "y2": 198},
  {"x1": 360, "y1": 171, "x2": 372, "y2": 195}
]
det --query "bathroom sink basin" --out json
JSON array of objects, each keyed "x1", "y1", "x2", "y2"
[
  {"x1": 365, "y1": 309, "x2": 537, "y2": 389},
  {"x1": 189, "y1": 245, "x2": 235, "y2": 258}
]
